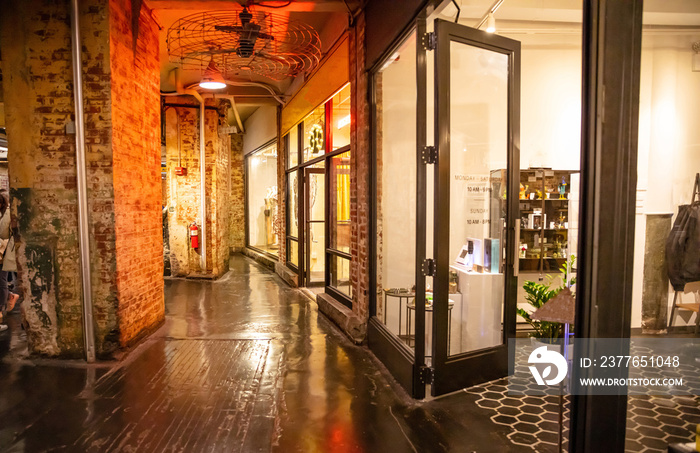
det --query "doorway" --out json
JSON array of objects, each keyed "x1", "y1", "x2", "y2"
[
  {"x1": 303, "y1": 166, "x2": 325, "y2": 287},
  {"x1": 370, "y1": 18, "x2": 521, "y2": 398}
]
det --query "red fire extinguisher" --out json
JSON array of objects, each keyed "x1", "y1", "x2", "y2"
[{"x1": 190, "y1": 222, "x2": 199, "y2": 249}]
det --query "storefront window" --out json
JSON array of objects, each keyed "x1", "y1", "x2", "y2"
[
  {"x1": 625, "y1": 3, "x2": 700, "y2": 450},
  {"x1": 287, "y1": 126, "x2": 299, "y2": 169},
  {"x1": 246, "y1": 143, "x2": 279, "y2": 256},
  {"x1": 331, "y1": 84, "x2": 351, "y2": 150},
  {"x1": 330, "y1": 255, "x2": 351, "y2": 298},
  {"x1": 287, "y1": 170, "x2": 299, "y2": 238},
  {"x1": 303, "y1": 105, "x2": 325, "y2": 163},
  {"x1": 374, "y1": 32, "x2": 417, "y2": 342},
  {"x1": 329, "y1": 151, "x2": 351, "y2": 253}
]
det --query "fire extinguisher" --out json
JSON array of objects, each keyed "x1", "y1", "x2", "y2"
[{"x1": 189, "y1": 222, "x2": 199, "y2": 249}]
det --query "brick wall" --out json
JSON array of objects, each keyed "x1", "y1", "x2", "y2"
[
  {"x1": 109, "y1": 0, "x2": 164, "y2": 347},
  {"x1": 230, "y1": 134, "x2": 245, "y2": 250},
  {"x1": 164, "y1": 100, "x2": 232, "y2": 277},
  {"x1": 350, "y1": 13, "x2": 371, "y2": 321},
  {"x1": 0, "y1": 0, "x2": 164, "y2": 357},
  {"x1": 2, "y1": 0, "x2": 92, "y2": 356}
]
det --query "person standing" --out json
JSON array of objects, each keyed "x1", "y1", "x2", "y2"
[{"x1": 0, "y1": 191, "x2": 18, "y2": 332}]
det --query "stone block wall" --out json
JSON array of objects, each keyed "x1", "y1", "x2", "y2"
[{"x1": 109, "y1": 0, "x2": 164, "y2": 347}]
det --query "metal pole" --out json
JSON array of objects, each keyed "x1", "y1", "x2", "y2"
[
  {"x1": 199, "y1": 99, "x2": 207, "y2": 272},
  {"x1": 70, "y1": 0, "x2": 96, "y2": 363}
]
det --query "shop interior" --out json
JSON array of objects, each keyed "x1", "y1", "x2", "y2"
[{"x1": 374, "y1": 0, "x2": 700, "y2": 366}]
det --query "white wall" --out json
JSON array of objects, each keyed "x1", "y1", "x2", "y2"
[
  {"x1": 631, "y1": 33, "x2": 700, "y2": 328},
  {"x1": 243, "y1": 105, "x2": 277, "y2": 155}
]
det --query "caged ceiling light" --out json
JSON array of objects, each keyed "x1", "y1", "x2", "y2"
[
  {"x1": 167, "y1": 6, "x2": 322, "y2": 82},
  {"x1": 199, "y1": 57, "x2": 227, "y2": 89}
]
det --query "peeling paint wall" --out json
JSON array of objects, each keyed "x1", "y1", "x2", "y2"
[
  {"x1": 163, "y1": 101, "x2": 233, "y2": 277},
  {"x1": 0, "y1": 0, "x2": 164, "y2": 357}
]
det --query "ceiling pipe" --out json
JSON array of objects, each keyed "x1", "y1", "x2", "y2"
[
  {"x1": 70, "y1": 0, "x2": 96, "y2": 363},
  {"x1": 207, "y1": 94, "x2": 245, "y2": 134},
  {"x1": 475, "y1": 0, "x2": 505, "y2": 30},
  {"x1": 184, "y1": 80, "x2": 286, "y2": 105}
]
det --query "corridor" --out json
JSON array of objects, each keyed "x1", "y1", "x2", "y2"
[{"x1": 0, "y1": 254, "x2": 522, "y2": 453}]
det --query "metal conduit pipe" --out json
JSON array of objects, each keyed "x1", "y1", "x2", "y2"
[
  {"x1": 70, "y1": 0, "x2": 96, "y2": 362},
  {"x1": 167, "y1": 69, "x2": 208, "y2": 272},
  {"x1": 206, "y1": 94, "x2": 245, "y2": 134}
]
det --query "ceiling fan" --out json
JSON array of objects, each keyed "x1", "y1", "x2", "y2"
[{"x1": 167, "y1": 6, "x2": 321, "y2": 81}]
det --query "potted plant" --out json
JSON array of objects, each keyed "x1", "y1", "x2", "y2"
[{"x1": 517, "y1": 256, "x2": 576, "y2": 351}]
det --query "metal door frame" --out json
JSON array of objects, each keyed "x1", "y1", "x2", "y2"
[{"x1": 430, "y1": 19, "x2": 521, "y2": 396}]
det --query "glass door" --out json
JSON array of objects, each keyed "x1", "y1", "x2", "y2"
[
  {"x1": 304, "y1": 166, "x2": 325, "y2": 286},
  {"x1": 430, "y1": 19, "x2": 520, "y2": 396}
]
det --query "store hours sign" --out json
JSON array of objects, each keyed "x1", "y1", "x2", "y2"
[{"x1": 455, "y1": 173, "x2": 491, "y2": 234}]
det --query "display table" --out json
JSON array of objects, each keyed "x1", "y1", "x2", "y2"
[{"x1": 450, "y1": 264, "x2": 504, "y2": 354}]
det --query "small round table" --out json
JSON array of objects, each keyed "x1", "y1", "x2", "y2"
[
  {"x1": 405, "y1": 299, "x2": 454, "y2": 356},
  {"x1": 383, "y1": 288, "x2": 415, "y2": 338}
]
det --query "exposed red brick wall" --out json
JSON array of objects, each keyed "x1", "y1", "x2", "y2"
[
  {"x1": 230, "y1": 134, "x2": 245, "y2": 250},
  {"x1": 109, "y1": 0, "x2": 164, "y2": 347},
  {"x1": 350, "y1": 13, "x2": 370, "y2": 321}
]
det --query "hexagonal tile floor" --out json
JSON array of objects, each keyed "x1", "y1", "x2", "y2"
[{"x1": 462, "y1": 342, "x2": 700, "y2": 452}]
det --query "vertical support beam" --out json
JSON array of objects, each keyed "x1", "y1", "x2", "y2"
[
  {"x1": 413, "y1": 14, "x2": 427, "y2": 400},
  {"x1": 570, "y1": 0, "x2": 643, "y2": 451},
  {"x1": 70, "y1": 0, "x2": 96, "y2": 363}
]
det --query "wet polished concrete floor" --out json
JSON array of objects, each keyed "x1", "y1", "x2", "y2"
[{"x1": 0, "y1": 254, "x2": 526, "y2": 452}]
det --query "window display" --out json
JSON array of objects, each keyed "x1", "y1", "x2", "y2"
[
  {"x1": 303, "y1": 105, "x2": 325, "y2": 163},
  {"x1": 331, "y1": 84, "x2": 351, "y2": 150},
  {"x1": 246, "y1": 143, "x2": 279, "y2": 256}
]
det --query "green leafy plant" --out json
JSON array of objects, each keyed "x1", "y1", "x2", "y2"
[{"x1": 517, "y1": 255, "x2": 576, "y2": 343}]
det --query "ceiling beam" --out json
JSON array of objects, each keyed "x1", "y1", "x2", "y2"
[{"x1": 147, "y1": 0, "x2": 353, "y2": 13}]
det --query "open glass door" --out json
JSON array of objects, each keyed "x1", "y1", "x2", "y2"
[{"x1": 430, "y1": 19, "x2": 520, "y2": 396}]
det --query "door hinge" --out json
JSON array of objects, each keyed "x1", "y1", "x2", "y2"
[
  {"x1": 421, "y1": 146, "x2": 437, "y2": 164},
  {"x1": 422, "y1": 32, "x2": 436, "y2": 51},
  {"x1": 419, "y1": 365, "x2": 435, "y2": 385},
  {"x1": 421, "y1": 258, "x2": 436, "y2": 277}
]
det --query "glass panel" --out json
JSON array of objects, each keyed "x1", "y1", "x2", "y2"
[
  {"x1": 287, "y1": 170, "x2": 299, "y2": 238},
  {"x1": 329, "y1": 150, "x2": 351, "y2": 253},
  {"x1": 303, "y1": 105, "x2": 326, "y2": 163},
  {"x1": 330, "y1": 255, "x2": 351, "y2": 298},
  {"x1": 287, "y1": 126, "x2": 298, "y2": 169},
  {"x1": 246, "y1": 143, "x2": 279, "y2": 256},
  {"x1": 375, "y1": 32, "x2": 417, "y2": 346},
  {"x1": 626, "y1": 3, "x2": 699, "y2": 450},
  {"x1": 447, "y1": 42, "x2": 508, "y2": 356},
  {"x1": 306, "y1": 168, "x2": 325, "y2": 284},
  {"x1": 288, "y1": 238, "x2": 299, "y2": 267},
  {"x1": 332, "y1": 84, "x2": 351, "y2": 150}
]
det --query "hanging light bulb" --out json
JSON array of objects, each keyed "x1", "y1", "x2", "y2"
[
  {"x1": 199, "y1": 58, "x2": 227, "y2": 90},
  {"x1": 486, "y1": 13, "x2": 496, "y2": 33}
]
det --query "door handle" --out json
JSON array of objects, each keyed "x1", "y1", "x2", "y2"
[{"x1": 514, "y1": 219, "x2": 520, "y2": 277}]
